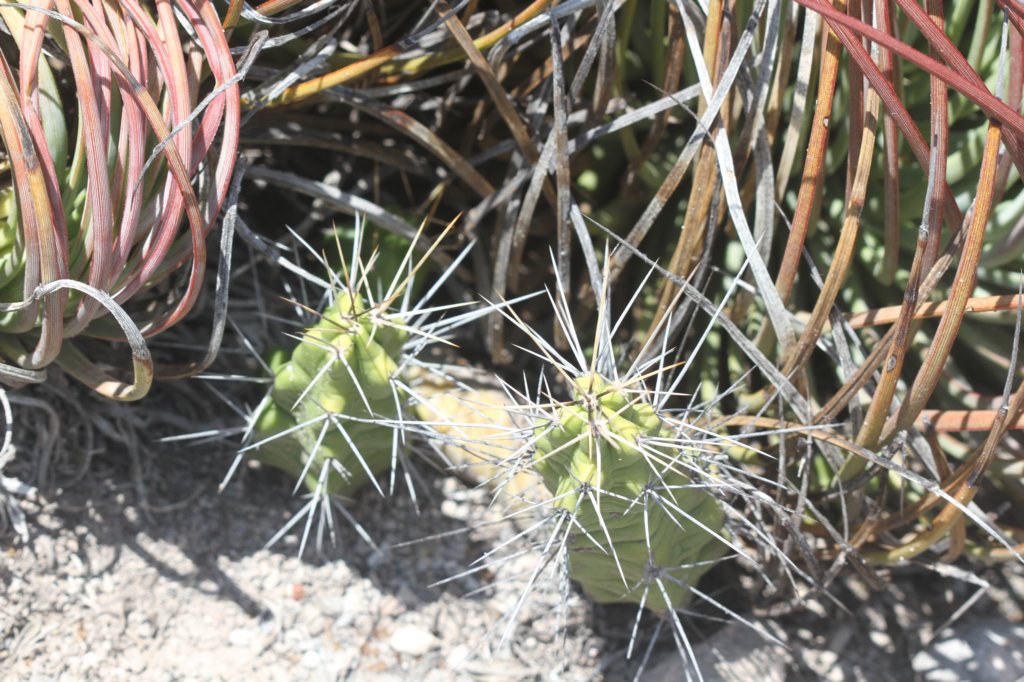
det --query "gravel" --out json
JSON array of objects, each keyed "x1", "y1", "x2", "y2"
[
  {"x1": 913, "y1": 619, "x2": 1024, "y2": 681},
  {"x1": 0, "y1": 442, "x2": 611, "y2": 681},
  {"x1": 2, "y1": 384, "x2": 1023, "y2": 680}
]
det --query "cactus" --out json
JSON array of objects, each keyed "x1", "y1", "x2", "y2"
[
  {"x1": 241, "y1": 217, "x2": 496, "y2": 514},
  {"x1": 532, "y1": 373, "x2": 729, "y2": 613},
  {"x1": 251, "y1": 290, "x2": 407, "y2": 497}
]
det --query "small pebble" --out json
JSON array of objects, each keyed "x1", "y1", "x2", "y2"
[
  {"x1": 389, "y1": 625, "x2": 439, "y2": 656},
  {"x1": 446, "y1": 644, "x2": 471, "y2": 670},
  {"x1": 300, "y1": 650, "x2": 321, "y2": 669},
  {"x1": 228, "y1": 627, "x2": 255, "y2": 647},
  {"x1": 320, "y1": 595, "x2": 347, "y2": 618}
]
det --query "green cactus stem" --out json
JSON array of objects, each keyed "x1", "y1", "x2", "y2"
[
  {"x1": 532, "y1": 373, "x2": 729, "y2": 613},
  {"x1": 251, "y1": 291, "x2": 407, "y2": 497}
]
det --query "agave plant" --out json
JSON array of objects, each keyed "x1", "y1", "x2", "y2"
[{"x1": 0, "y1": 0, "x2": 240, "y2": 400}]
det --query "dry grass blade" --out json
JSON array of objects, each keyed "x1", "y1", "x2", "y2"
[
  {"x1": 876, "y1": 0, "x2": 901, "y2": 284},
  {"x1": 772, "y1": 0, "x2": 844, "y2": 309},
  {"x1": 600, "y1": 0, "x2": 770, "y2": 290},
  {"x1": 649, "y1": 0, "x2": 725, "y2": 337},
  {"x1": 885, "y1": 125, "x2": 1003, "y2": 440},
  {"x1": 919, "y1": 409, "x2": 1024, "y2": 432},
  {"x1": 432, "y1": 0, "x2": 558, "y2": 360},
  {"x1": 268, "y1": 0, "x2": 555, "y2": 106},
  {"x1": 327, "y1": 86, "x2": 494, "y2": 198},
  {"x1": 436, "y1": 1, "x2": 543, "y2": 171},
  {"x1": 848, "y1": 293, "x2": 1024, "y2": 328},
  {"x1": 853, "y1": 191, "x2": 932, "y2": 455},
  {"x1": 781, "y1": 85, "x2": 880, "y2": 377}
]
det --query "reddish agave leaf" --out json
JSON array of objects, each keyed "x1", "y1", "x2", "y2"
[
  {"x1": 138, "y1": 0, "x2": 241, "y2": 335},
  {"x1": 889, "y1": 0, "x2": 1024, "y2": 177},
  {"x1": 797, "y1": 0, "x2": 1024, "y2": 142},
  {"x1": 796, "y1": 0, "x2": 965, "y2": 232},
  {"x1": 61, "y1": 0, "x2": 240, "y2": 335},
  {"x1": 0, "y1": 54, "x2": 65, "y2": 366},
  {"x1": 54, "y1": 0, "x2": 116, "y2": 334}
]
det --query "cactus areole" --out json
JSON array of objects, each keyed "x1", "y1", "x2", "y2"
[
  {"x1": 252, "y1": 292, "x2": 407, "y2": 497},
  {"x1": 533, "y1": 374, "x2": 729, "y2": 613},
  {"x1": 0, "y1": 1, "x2": 240, "y2": 398}
]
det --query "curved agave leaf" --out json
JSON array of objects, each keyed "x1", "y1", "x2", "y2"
[{"x1": 0, "y1": 0, "x2": 240, "y2": 398}]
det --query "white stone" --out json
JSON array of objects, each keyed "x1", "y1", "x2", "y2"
[
  {"x1": 446, "y1": 644, "x2": 471, "y2": 670},
  {"x1": 300, "y1": 649, "x2": 321, "y2": 669},
  {"x1": 228, "y1": 627, "x2": 255, "y2": 647},
  {"x1": 389, "y1": 625, "x2": 439, "y2": 657}
]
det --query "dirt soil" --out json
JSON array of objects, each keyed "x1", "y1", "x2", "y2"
[
  {"x1": 1, "y1": 433, "x2": 606, "y2": 680},
  {"x1": 1, "y1": 381, "x2": 1023, "y2": 681}
]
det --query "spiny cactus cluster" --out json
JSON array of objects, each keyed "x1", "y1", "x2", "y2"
[
  {"x1": 251, "y1": 291, "x2": 407, "y2": 497},
  {"x1": 533, "y1": 373, "x2": 729, "y2": 613},
  {"x1": 242, "y1": 242, "x2": 735, "y2": 616}
]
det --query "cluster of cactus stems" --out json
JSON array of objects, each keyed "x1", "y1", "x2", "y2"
[
  {"x1": 6, "y1": 1, "x2": 1024, "y2": 675},
  {"x1": 244, "y1": 251, "x2": 740, "y2": 625}
]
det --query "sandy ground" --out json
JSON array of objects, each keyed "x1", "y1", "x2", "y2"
[
  {"x1": 2, "y1": 381, "x2": 1023, "y2": 681},
  {"x1": 1, "y1": 432, "x2": 608, "y2": 681}
]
